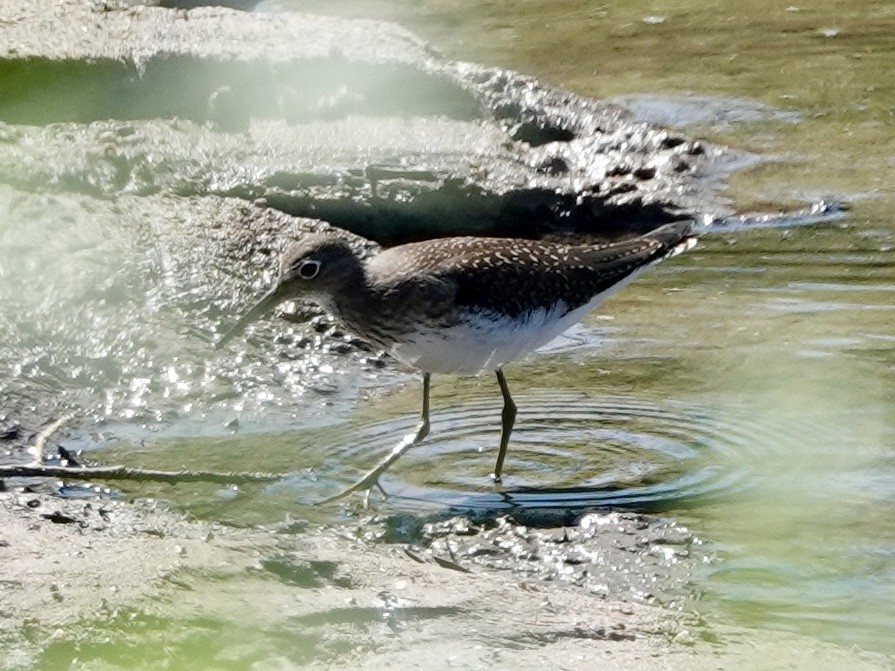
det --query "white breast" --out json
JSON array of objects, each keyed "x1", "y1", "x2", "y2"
[
  {"x1": 388, "y1": 303, "x2": 561, "y2": 374},
  {"x1": 387, "y1": 261, "x2": 658, "y2": 374}
]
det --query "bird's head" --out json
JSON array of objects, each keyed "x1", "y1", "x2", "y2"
[{"x1": 216, "y1": 235, "x2": 362, "y2": 348}]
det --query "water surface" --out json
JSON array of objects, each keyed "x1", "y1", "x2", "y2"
[
  {"x1": 3, "y1": 0, "x2": 895, "y2": 664},
  {"x1": 227, "y1": 0, "x2": 895, "y2": 655}
]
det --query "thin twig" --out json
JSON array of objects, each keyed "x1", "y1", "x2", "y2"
[
  {"x1": 31, "y1": 414, "x2": 74, "y2": 465},
  {"x1": 0, "y1": 464, "x2": 288, "y2": 485},
  {"x1": 4, "y1": 413, "x2": 290, "y2": 485}
]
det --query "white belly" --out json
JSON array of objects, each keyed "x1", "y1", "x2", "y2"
[{"x1": 386, "y1": 263, "x2": 654, "y2": 374}]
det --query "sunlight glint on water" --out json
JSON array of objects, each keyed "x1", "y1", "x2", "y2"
[
  {"x1": 83, "y1": 223, "x2": 895, "y2": 657},
  {"x1": 290, "y1": 226, "x2": 895, "y2": 651}
]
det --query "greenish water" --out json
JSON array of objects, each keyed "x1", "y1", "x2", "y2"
[
  {"x1": 96, "y1": 222, "x2": 895, "y2": 657},
  {"x1": 267, "y1": 0, "x2": 895, "y2": 654},
  {"x1": 3, "y1": 0, "x2": 895, "y2": 666}
]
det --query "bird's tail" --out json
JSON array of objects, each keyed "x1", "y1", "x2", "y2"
[{"x1": 643, "y1": 221, "x2": 698, "y2": 260}]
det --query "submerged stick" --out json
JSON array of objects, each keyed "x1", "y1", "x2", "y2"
[
  {"x1": 0, "y1": 464, "x2": 287, "y2": 484},
  {"x1": 4, "y1": 413, "x2": 288, "y2": 486},
  {"x1": 31, "y1": 413, "x2": 74, "y2": 465}
]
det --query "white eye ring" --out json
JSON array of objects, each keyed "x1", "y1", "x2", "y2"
[{"x1": 297, "y1": 259, "x2": 321, "y2": 280}]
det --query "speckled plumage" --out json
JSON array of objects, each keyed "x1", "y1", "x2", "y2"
[
  {"x1": 272, "y1": 223, "x2": 695, "y2": 373},
  {"x1": 221, "y1": 221, "x2": 697, "y2": 490}
]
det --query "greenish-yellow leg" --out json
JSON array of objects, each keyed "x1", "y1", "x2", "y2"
[
  {"x1": 317, "y1": 372, "x2": 431, "y2": 506},
  {"x1": 491, "y1": 367, "x2": 517, "y2": 482}
]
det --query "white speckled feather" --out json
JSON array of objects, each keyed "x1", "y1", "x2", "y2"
[{"x1": 387, "y1": 257, "x2": 658, "y2": 374}]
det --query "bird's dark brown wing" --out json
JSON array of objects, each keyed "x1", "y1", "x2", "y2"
[
  {"x1": 370, "y1": 222, "x2": 693, "y2": 319},
  {"x1": 447, "y1": 239, "x2": 666, "y2": 318}
]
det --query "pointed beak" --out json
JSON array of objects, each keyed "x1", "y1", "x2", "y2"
[{"x1": 215, "y1": 281, "x2": 289, "y2": 349}]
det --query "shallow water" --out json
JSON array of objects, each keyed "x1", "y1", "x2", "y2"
[
  {"x1": 7, "y1": 204, "x2": 892, "y2": 659},
  {"x1": 87, "y1": 223, "x2": 895, "y2": 655},
  {"x1": 3, "y1": 0, "x2": 895, "y2": 665}
]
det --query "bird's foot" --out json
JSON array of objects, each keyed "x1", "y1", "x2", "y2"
[
  {"x1": 363, "y1": 482, "x2": 390, "y2": 508},
  {"x1": 315, "y1": 420, "x2": 428, "y2": 507},
  {"x1": 315, "y1": 470, "x2": 390, "y2": 508}
]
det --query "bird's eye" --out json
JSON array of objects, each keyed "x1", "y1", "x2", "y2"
[{"x1": 297, "y1": 259, "x2": 321, "y2": 280}]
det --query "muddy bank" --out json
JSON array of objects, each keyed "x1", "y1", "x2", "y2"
[
  {"x1": 0, "y1": 0, "x2": 724, "y2": 241},
  {"x1": 0, "y1": 0, "x2": 739, "y2": 463},
  {"x1": 4, "y1": 493, "x2": 892, "y2": 671},
  {"x1": 0, "y1": 492, "x2": 686, "y2": 669}
]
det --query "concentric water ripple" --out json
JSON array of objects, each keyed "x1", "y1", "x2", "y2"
[{"x1": 308, "y1": 390, "x2": 825, "y2": 512}]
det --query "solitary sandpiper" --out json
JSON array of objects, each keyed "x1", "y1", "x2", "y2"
[{"x1": 218, "y1": 221, "x2": 697, "y2": 502}]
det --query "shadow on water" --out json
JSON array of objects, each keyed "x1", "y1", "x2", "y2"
[
  {"x1": 2, "y1": 0, "x2": 894, "y2": 661},
  {"x1": 91, "y1": 385, "x2": 817, "y2": 525},
  {"x1": 321, "y1": 393, "x2": 751, "y2": 512}
]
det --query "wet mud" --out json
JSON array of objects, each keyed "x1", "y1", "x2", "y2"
[
  {"x1": 5, "y1": 493, "x2": 890, "y2": 670},
  {"x1": 0, "y1": 0, "x2": 854, "y2": 667},
  {"x1": 0, "y1": 0, "x2": 732, "y2": 463},
  {"x1": 0, "y1": 492, "x2": 691, "y2": 669}
]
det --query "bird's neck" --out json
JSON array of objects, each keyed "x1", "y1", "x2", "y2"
[{"x1": 324, "y1": 260, "x2": 379, "y2": 333}]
